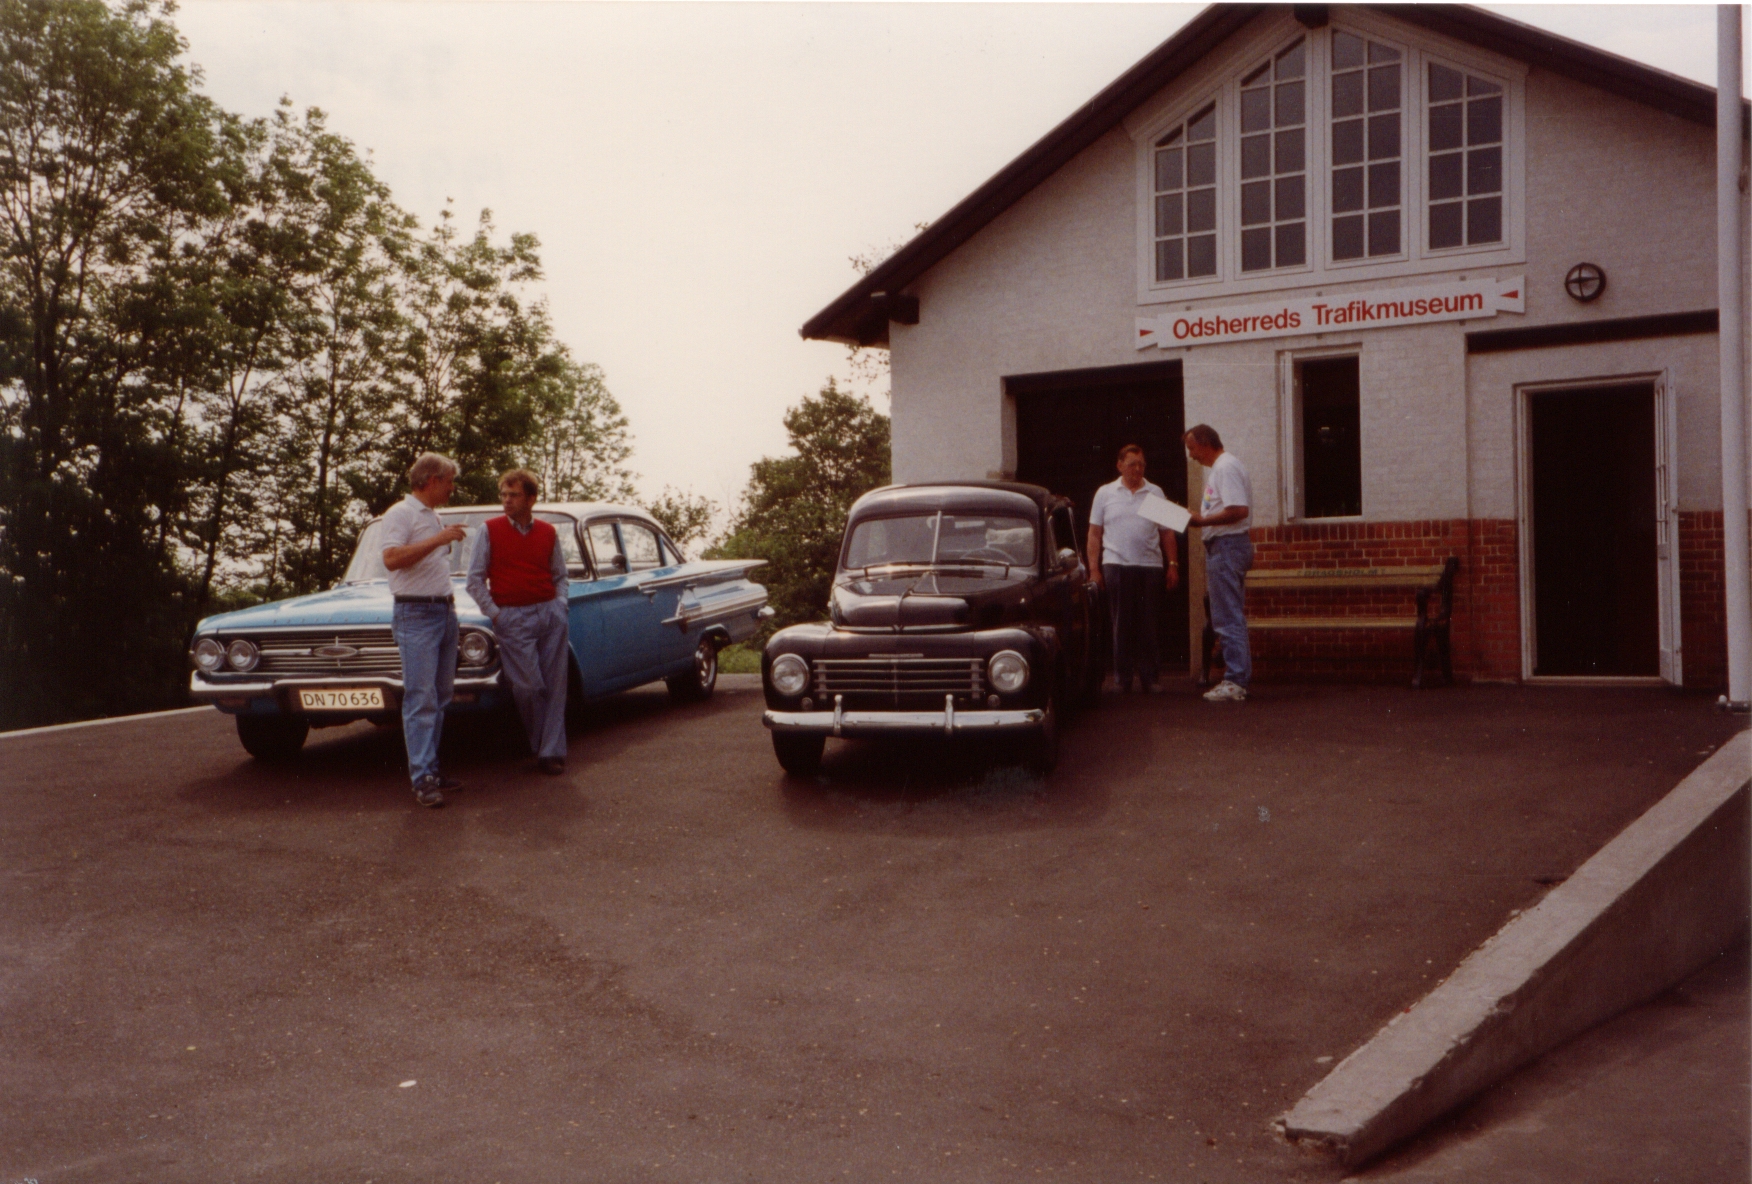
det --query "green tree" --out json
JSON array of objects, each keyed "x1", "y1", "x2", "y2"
[
  {"x1": 0, "y1": 0, "x2": 228, "y2": 726},
  {"x1": 642, "y1": 487, "x2": 716, "y2": 550},
  {"x1": 519, "y1": 355, "x2": 636, "y2": 504},
  {"x1": 710, "y1": 380, "x2": 890, "y2": 631}
]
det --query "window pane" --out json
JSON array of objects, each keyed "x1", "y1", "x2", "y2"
[
  {"x1": 1155, "y1": 193, "x2": 1183, "y2": 236},
  {"x1": 1367, "y1": 112, "x2": 1399, "y2": 160},
  {"x1": 1332, "y1": 214, "x2": 1365, "y2": 260},
  {"x1": 1276, "y1": 39, "x2": 1306, "y2": 80},
  {"x1": 1241, "y1": 134, "x2": 1271, "y2": 179},
  {"x1": 1241, "y1": 87, "x2": 1272, "y2": 133},
  {"x1": 1467, "y1": 196, "x2": 1502, "y2": 243},
  {"x1": 1428, "y1": 103, "x2": 1463, "y2": 152},
  {"x1": 1331, "y1": 71, "x2": 1364, "y2": 118},
  {"x1": 1332, "y1": 30, "x2": 1366, "y2": 70},
  {"x1": 1275, "y1": 221, "x2": 1305, "y2": 267},
  {"x1": 1367, "y1": 65, "x2": 1400, "y2": 112},
  {"x1": 1368, "y1": 209, "x2": 1400, "y2": 255},
  {"x1": 1428, "y1": 152, "x2": 1464, "y2": 201},
  {"x1": 1188, "y1": 234, "x2": 1217, "y2": 277},
  {"x1": 1368, "y1": 160, "x2": 1399, "y2": 208},
  {"x1": 1187, "y1": 141, "x2": 1216, "y2": 186},
  {"x1": 1155, "y1": 147, "x2": 1183, "y2": 190},
  {"x1": 1332, "y1": 166, "x2": 1364, "y2": 213},
  {"x1": 1155, "y1": 238, "x2": 1184, "y2": 282},
  {"x1": 1276, "y1": 80, "x2": 1305, "y2": 126},
  {"x1": 1187, "y1": 187, "x2": 1216, "y2": 232},
  {"x1": 1467, "y1": 146, "x2": 1502, "y2": 195},
  {"x1": 588, "y1": 523, "x2": 621, "y2": 569},
  {"x1": 1276, "y1": 174, "x2": 1305, "y2": 220},
  {"x1": 623, "y1": 523, "x2": 661, "y2": 570},
  {"x1": 1188, "y1": 104, "x2": 1216, "y2": 141},
  {"x1": 1467, "y1": 74, "x2": 1502, "y2": 96},
  {"x1": 1368, "y1": 41, "x2": 1401, "y2": 63},
  {"x1": 1429, "y1": 201, "x2": 1464, "y2": 249},
  {"x1": 1241, "y1": 227, "x2": 1272, "y2": 271},
  {"x1": 1300, "y1": 357, "x2": 1362, "y2": 519},
  {"x1": 1241, "y1": 180, "x2": 1272, "y2": 225},
  {"x1": 1241, "y1": 61, "x2": 1271, "y2": 87},
  {"x1": 1429, "y1": 62, "x2": 1464, "y2": 102},
  {"x1": 1275, "y1": 128, "x2": 1305, "y2": 172},
  {"x1": 1468, "y1": 95, "x2": 1502, "y2": 145},
  {"x1": 1155, "y1": 125, "x2": 1184, "y2": 148},
  {"x1": 1332, "y1": 118, "x2": 1364, "y2": 165}
]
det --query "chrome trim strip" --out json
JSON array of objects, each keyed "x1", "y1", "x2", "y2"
[
  {"x1": 661, "y1": 589, "x2": 770, "y2": 630},
  {"x1": 763, "y1": 706, "x2": 1045, "y2": 737},
  {"x1": 640, "y1": 560, "x2": 769, "y2": 592},
  {"x1": 189, "y1": 671, "x2": 501, "y2": 702}
]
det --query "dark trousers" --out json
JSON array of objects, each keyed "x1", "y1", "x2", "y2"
[{"x1": 1103, "y1": 563, "x2": 1163, "y2": 687}]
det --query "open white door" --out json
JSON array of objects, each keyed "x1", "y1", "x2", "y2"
[{"x1": 1655, "y1": 371, "x2": 1683, "y2": 684}]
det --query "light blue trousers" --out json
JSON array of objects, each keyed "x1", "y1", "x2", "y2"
[
  {"x1": 1205, "y1": 533, "x2": 1254, "y2": 688},
  {"x1": 496, "y1": 599, "x2": 571, "y2": 761},
  {"x1": 393, "y1": 601, "x2": 457, "y2": 784}
]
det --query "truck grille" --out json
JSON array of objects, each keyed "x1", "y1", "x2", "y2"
[
  {"x1": 247, "y1": 628, "x2": 404, "y2": 677},
  {"x1": 812, "y1": 657, "x2": 985, "y2": 697}
]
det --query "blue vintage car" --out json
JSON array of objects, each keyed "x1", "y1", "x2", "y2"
[{"x1": 188, "y1": 502, "x2": 768, "y2": 760}]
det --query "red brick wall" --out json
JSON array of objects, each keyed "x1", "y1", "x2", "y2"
[
  {"x1": 1230, "y1": 519, "x2": 1520, "y2": 684},
  {"x1": 1679, "y1": 510, "x2": 1727, "y2": 691}
]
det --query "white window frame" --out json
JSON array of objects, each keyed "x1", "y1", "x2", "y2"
[{"x1": 1131, "y1": 10, "x2": 1526, "y2": 307}]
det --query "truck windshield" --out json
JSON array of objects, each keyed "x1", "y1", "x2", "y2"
[{"x1": 842, "y1": 513, "x2": 1035, "y2": 572}]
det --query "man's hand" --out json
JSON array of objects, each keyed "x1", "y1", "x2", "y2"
[
  {"x1": 383, "y1": 524, "x2": 467, "y2": 571},
  {"x1": 1086, "y1": 524, "x2": 1105, "y2": 587}
]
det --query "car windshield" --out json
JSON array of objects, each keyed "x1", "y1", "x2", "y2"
[
  {"x1": 841, "y1": 512, "x2": 1036, "y2": 574},
  {"x1": 341, "y1": 511, "x2": 582, "y2": 583}
]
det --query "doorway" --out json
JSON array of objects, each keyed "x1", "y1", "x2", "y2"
[
  {"x1": 1010, "y1": 362, "x2": 1187, "y2": 664},
  {"x1": 1525, "y1": 382, "x2": 1660, "y2": 677}
]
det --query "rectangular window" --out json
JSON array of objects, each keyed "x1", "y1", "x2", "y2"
[
  {"x1": 1330, "y1": 32, "x2": 1402, "y2": 261},
  {"x1": 1427, "y1": 62, "x2": 1503, "y2": 249},
  {"x1": 1152, "y1": 103, "x2": 1218, "y2": 281},
  {"x1": 1239, "y1": 39, "x2": 1307, "y2": 272},
  {"x1": 1297, "y1": 356, "x2": 1361, "y2": 518}
]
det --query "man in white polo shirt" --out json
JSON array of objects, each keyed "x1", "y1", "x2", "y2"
[
  {"x1": 1087, "y1": 444, "x2": 1180, "y2": 692},
  {"x1": 1185, "y1": 424, "x2": 1254, "y2": 703},
  {"x1": 380, "y1": 452, "x2": 468, "y2": 807}
]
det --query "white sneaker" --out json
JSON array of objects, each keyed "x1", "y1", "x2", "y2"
[{"x1": 1202, "y1": 680, "x2": 1247, "y2": 702}]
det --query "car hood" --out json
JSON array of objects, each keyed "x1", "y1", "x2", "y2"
[
  {"x1": 830, "y1": 569, "x2": 1031, "y2": 631},
  {"x1": 194, "y1": 578, "x2": 490, "y2": 633}
]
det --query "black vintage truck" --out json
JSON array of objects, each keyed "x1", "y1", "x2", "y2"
[{"x1": 760, "y1": 481, "x2": 1103, "y2": 776}]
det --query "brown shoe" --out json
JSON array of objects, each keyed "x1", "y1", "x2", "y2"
[{"x1": 537, "y1": 758, "x2": 566, "y2": 775}]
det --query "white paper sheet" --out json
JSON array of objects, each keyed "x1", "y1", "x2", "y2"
[{"x1": 1136, "y1": 495, "x2": 1191, "y2": 533}]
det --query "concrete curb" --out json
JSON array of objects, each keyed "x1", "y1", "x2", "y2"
[
  {"x1": 1278, "y1": 729, "x2": 1751, "y2": 1167},
  {"x1": 0, "y1": 705, "x2": 214, "y2": 740}
]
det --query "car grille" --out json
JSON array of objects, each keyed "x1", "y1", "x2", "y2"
[
  {"x1": 812, "y1": 657, "x2": 985, "y2": 697},
  {"x1": 247, "y1": 629, "x2": 403, "y2": 677}
]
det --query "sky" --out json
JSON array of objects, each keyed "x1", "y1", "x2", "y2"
[{"x1": 170, "y1": 2, "x2": 1743, "y2": 517}]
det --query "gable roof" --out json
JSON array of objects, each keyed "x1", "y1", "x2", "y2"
[{"x1": 801, "y1": 3, "x2": 1736, "y2": 347}]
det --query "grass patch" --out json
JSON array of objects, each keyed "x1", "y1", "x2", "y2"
[{"x1": 718, "y1": 642, "x2": 761, "y2": 674}]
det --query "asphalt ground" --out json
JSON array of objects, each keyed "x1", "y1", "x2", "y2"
[{"x1": 1, "y1": 677, "x2": 1745, "y2": 1183}]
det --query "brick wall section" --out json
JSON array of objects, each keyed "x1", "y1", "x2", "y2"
[
  {"x1": 1230, "y1": 519, "x2": 1520, "y2": 683},
  {"x1": 1679, "y1": 511, "x2": 1727, "y2": 691}
]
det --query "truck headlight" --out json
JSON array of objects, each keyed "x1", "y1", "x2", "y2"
[
  {"x1": 225, "y1": 639, "x2": 259, "y2": 672},
  {"x1": 770, "y1": 653, "x2": 810, "y2": 697},
  {"x1": 193, "y1": 637, "x2": 225, "y2": 673},
  {"x1": 459, "y1": 631, "x2": 493, "y2": 667},
  {"x1": 988, "y1": 650, "x2": 1029, "y2": 694}
]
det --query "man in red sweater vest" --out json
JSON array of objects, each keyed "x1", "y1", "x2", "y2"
[{"x1": 464, "y1": 468, "x2": 572, "y2": 773}]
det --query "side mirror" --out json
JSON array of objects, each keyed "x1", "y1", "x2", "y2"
[
  {"x1": 1057, "y1": 547, "x2": 1080, "y2": 570},
  {"x1": 604, "y1": 554, "x2": 628, "y2": 575}
]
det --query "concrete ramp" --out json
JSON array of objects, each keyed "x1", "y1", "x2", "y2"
[{"x1": 1279, "y1": 730, "x2": 1751, "y2": 1167}]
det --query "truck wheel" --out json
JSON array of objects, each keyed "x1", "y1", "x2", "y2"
[
  {"x1": 772, "y1": 733, "x2": 825, "y2": 776},
  {"x1": 667, "y1": 637, "x2": 718, "y2": 702},
  {"x1": 236, "y1": 715, "x2": 309, "y2": 762}
]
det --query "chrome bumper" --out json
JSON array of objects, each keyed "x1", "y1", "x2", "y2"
[
  {"x1": 188, "y1": 671, "x2": 502, "y2": 708},
  {"x1": 763, "y1": 693, "x2": 1045, "y2": 739}
]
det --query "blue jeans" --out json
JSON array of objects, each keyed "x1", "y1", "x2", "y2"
[
  {"x1": 393, "y1": 601, "x2": 457, "y2": 784},
  {"x1": 1103, "y1": 563, "x2": 1164, "y2": 687},
  {"x1": 1205, "y1": 534, "x2": 1254, "y2": 688}
]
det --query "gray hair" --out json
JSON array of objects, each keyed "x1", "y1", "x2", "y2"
[{"x1": 407, "y1": 452, "x2": 459, "y2": 491}]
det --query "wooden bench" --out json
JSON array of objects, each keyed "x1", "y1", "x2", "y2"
[{"x1": 1200, "y1": 557, "x2": 1459, "y2": 689}]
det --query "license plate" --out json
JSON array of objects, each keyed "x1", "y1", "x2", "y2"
[{"x1": 298, "y1": 687, "x2": 385, "y2": 712}]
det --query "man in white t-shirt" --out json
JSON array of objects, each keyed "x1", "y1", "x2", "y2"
[
  {"x1": 380, "y1": 452, "x2": 468, "y2": 806},
  {"x1": 1087, "y1": 444, "x2": 1180, "y2": 692},
  {"x1": 1185, "y1": 424, "x2": 1254, "y2": 702}
]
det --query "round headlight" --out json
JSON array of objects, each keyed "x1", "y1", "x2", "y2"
[
  {"x1": 459, "y1": 631, "x2": 493, "y2": 667},
  {"x1": 770, "y1": 653, "x2": 810, "y2": 697},
  {"x1": 225, "y1": 639, "x2": 259, "y2": 672},
  {"x1": 193, "y1": 637, "x2": 225, "y2": 672},
  {"x1": 988, "y1": 650, "x2": 1029, "y2": 694}
]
